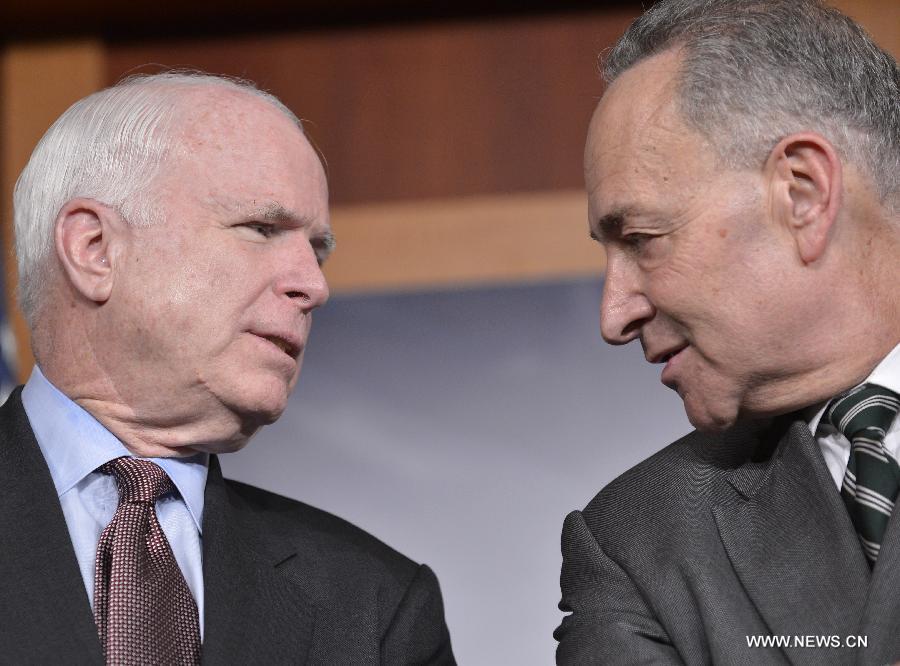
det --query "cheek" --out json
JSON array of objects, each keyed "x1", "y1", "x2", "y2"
[
  {"x1": 122, "y1": 258, "x2": 247, "y2": 356},
  {"x1": 651, "y1": 260, "x2": 759, "y2": 351},
  {"x1": 647, "y1": 253, "x2": 711, "y2": 316},
  {"x1": 163, "y1": 240, "x2": 253, "y2": 311}
]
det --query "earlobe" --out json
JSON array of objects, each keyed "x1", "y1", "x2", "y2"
[
  {"x1": 765, "y1": 133, "x2": 842, "y2": 265},
  {"x1": 54, "y1": 198, "x2": 123, "y2": 305}
]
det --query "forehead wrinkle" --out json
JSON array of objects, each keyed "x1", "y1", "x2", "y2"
[
  {"x1": 586, "y1": 104, "x2": 676, "y2": 195},
  {"x1": 586, "y1": 64, "x2": 704, "y2": 241},
  {"x1": 587, "y1": 51, "x2": 686, "y2": 174}
]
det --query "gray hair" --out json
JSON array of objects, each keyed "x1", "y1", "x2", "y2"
[
  {"x1": 13, "y1": 71, "x2": 302, "y2": 324},
  {"x1": 604, "y1": 0, "x2": 900, "y2": 208}
]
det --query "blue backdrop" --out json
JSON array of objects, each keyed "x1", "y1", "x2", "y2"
[{"x1": 221, "y1": 277, "x2": 691, "y2": 664}]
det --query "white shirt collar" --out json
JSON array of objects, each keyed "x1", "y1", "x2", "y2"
[{"x1": 807, "y1": 342, "x2": 900, "y2": 435}]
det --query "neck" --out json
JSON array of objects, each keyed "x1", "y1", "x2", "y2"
[
  {"x1": 748, "y1": 237, "x2": 900, "y2": 419},
  {"x1": 37, "y1": 346, "x2": 257, "y2": 458},
  {"x1": 753, "y1": 335, "x2": 898, "y2": 419},
  {"x1": 43, "y1": 365, "x2": 256, "y2": 457}
]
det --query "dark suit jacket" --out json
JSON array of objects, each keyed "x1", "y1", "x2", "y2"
[
  {"x1": 0, "y1": 388, "x2": 454, "y2": 664},
  {"x1": 556, "y1": 416, "x2": 900, "y2": 665}
]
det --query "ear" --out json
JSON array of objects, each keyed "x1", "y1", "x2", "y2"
[
  {"x1": 54, "y1": 198, "x2": 125, "y2": 305},
  {"x1": 764, "y1": 133, "x2": 842, "y2": 264}
]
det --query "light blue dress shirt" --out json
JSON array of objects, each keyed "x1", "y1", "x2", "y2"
[{"x1": 21, "y1": 366, "x2": 208, "y2": 639}]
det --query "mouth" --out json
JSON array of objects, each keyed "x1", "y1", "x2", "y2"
[
  {"x1": 253, "y1": 333, "x2": 301, "y2": 360},
  {"x1": 659, "y1": 349, "x2": 681, "y2": 363},
  {"x1": 647, "y1": 343, "x2": 688, "y2": 365},
  {"x1": 656, "y1": 344, "x2": 688, "y2": 389}
]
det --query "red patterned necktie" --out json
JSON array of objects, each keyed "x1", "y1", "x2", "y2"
[{"x1": 93, "y1": 457, "x2": 201, "y2": 665}]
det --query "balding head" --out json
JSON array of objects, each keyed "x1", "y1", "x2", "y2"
[
  {"x1": 14, "y1": 72, "x2": 305, "y2": 326},
  {"x1": 16, "y1": 73, "x2": 333, "y2": 456}
]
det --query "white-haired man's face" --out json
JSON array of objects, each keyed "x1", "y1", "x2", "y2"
[{"x1": 97, "y1": 90, "x2": 332, "y2": 451}]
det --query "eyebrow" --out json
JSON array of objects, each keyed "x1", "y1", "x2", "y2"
[
  {"x1": 590, "y1": 206, "x2": 637, "y2": 243},
  {"x1": 253, "y1": 202, "x2": 308, "y2": 225},
  {"x1": 247, "y1": 203, "x2": 337, "y2": 255},
  {"x1": 315, "y1": 232, "x2": 337, "y2": 258}
]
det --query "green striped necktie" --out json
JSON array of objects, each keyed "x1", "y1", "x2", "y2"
[{"x1": 827, "y1": 383, "x2": 900, "y2": 566}]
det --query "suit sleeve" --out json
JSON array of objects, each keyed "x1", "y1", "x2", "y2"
[
  {"x1": 555, "y1": 510, "x2": 685, "y2": 665},
  {"x1": 381, "y1": 563, "x2": 456, "y2": 665}
]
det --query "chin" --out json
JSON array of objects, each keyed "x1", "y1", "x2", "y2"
[
  {"x1": 225, "y1": 377, "x2": 293, "y2": 427},
  {"x1": 242, "y1": 396, "x2": 290, "y2": 426},
  {"x1": 196, "y1": 435, "x2": 255, "y2": 455},
  {"x1": 683, "y1": 394, "x2": 739, "y2": 433}
]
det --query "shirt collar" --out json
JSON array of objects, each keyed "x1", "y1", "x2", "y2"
[
  {"x1": 807, "y1": 341, "x2": 900, "y2": 435},
  {"x1": 21, "y1": 366, "x2": 208, "y2": 533}
]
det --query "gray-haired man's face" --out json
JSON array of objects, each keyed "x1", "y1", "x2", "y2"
[{"x1": 585, "y1": 49, "x2": 816, "y2": 432}]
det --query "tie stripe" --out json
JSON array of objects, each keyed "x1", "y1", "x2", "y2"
[
  {"x1": 849, "y1": 438, "x2": 889, "y2": 462},
  {"x1": 859, "y1": 535, "x2": 881, "y2": 562},
  {"x1": 827, "y1": 383, "x2": 900, "y2": 566},
  {"x1": 843, "y1": 477, "x2": 895, "y2": 517}
]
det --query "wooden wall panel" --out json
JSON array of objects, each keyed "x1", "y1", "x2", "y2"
[
  {"x1": 829, "y1": 0, "x2": 900, "y2": 59},
  {"x1": 105, "y1": 11, "x2": 638, "y2": 205},
  {"x1": 325, "y1": 189, "x2": 601, "y2": 293},
  {"x1": 104, "y1": 3, "x2": 896, "y2": 210},
  {"x1": 1, "y1": 40, "x2": 105, "y2": 380}
]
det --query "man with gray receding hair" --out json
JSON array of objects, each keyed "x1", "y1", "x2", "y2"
[
  {"x1": 556, "y1": 0, "x2": 900, "y2": 663},
  {"x1": 1, "y1": 72, "x2": 454, "y2": 664}
]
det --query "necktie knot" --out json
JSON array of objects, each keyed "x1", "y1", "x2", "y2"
[
  {"x1": 826, "y1": 383, "x2": 900, "y2": 442},
  {"x1": 100, "y1": 457, "x2": 174, "y2": 504}
]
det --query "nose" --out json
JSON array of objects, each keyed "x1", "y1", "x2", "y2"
[
  {"x1": 599, "y1": 253, "x2": 654, "y2": 345},
  {"x1": 277, "y1": 238, "x2": 330, "y2": 312}
]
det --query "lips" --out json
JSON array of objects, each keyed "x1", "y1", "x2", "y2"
[
  {"x1": 643, "y1": 340, "x2": 689, "y2": 389},
  {"x1": 660, "y1": 348, "x2": 681, "y2": 363},
  {"x1": 646, "y1": 343, "x2": 688, "y2": 365},
  {"x1": 658, "y1": 345, "x2": 688, "y2": 389},
  {"x1": 252, "y1": 332, "x2": 302, "y2": 360}
]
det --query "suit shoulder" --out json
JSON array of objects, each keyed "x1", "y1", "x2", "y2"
[
  {"x1": 222, "y1": 478, "x2": 421, "y2": 583},
  {"x1": 579, "y1": 422, "x2": 769, "y2": 543},
  {"x1": 586, "y1": 429, "x2": 707, "y2": 507}
]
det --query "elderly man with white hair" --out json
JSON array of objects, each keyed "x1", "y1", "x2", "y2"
[{"x1": 0, "y1": 72, "x2": 454, "y2": 664}]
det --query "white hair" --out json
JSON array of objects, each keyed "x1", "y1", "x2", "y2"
[{"x1": 13, "y1": 71, "x2": 303, "y2": 324}]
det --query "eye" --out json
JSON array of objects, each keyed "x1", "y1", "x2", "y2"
[
  {"x1": 311, "y1": 237, "x2": 334, "y2": 267},
  {"x1": 244, "y1": 222, "x2": 277, "y2": 238},
  {"x1": 622, "y1": 232, "x2": 655, "y2": 249}
]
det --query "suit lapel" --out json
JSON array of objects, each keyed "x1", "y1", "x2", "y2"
[
  {"x1": 712, "y1": 419, "x2": 869, "y2": 640},
  {"x1": 0, "y1": 390, "x2": 103, "y2": 663},
  {"x1": 201, "y1": 456, "x2": 316, "y2": 665},
  {"x1": 857, "y1": 500, "x2": 900, "y2": 663}
]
